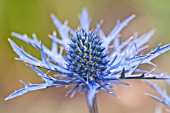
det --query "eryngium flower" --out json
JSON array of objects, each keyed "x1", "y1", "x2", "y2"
[{"x1": 6, "y1": 8, "x2": 170, "y2": 109}]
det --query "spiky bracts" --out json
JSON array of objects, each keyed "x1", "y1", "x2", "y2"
[{"x1": 6, "y1": 9, "x2": 170, "y2": 112}]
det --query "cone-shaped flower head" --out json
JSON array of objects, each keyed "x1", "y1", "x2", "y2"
[{"x1": 67, "y1": 29, "x2": 109, "y2": 78}]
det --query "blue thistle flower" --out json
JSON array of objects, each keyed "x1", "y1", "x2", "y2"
[{"x1": 6, "y1": 8, "x2": 170, "y2": 113}]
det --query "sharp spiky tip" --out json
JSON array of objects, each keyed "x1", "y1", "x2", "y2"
[
  {"x1": 5, "y1": 97, "x2": 9, "y2": 101},
  {"x1": 8, "y1": 38, "x2": 11, "y2": 42},
  {"x1": 131, "y1": 14, "x2": 136, "y2": 18},
  {"x1": 50, "y1": 13, "x2": 55, "y2": 18},
  {"x1": 5, "y1": 94, "x2": 15, "y2": 100},
  {"x1": 11, "y1": 32, "x2": 15, "y2": 36}
]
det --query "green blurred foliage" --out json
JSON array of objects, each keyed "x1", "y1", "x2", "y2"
[{"x1": 0, "y1": 0, "x2": 170, "y2": 113}]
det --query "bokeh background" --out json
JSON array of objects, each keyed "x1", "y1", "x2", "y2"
[{"x1": 0, "y1": 0, "x2": 170, "y2": 113}]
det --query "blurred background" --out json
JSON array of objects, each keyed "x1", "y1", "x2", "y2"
[{"x1": 0, "y1": 0, "x2": 170, "y2": 113}]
